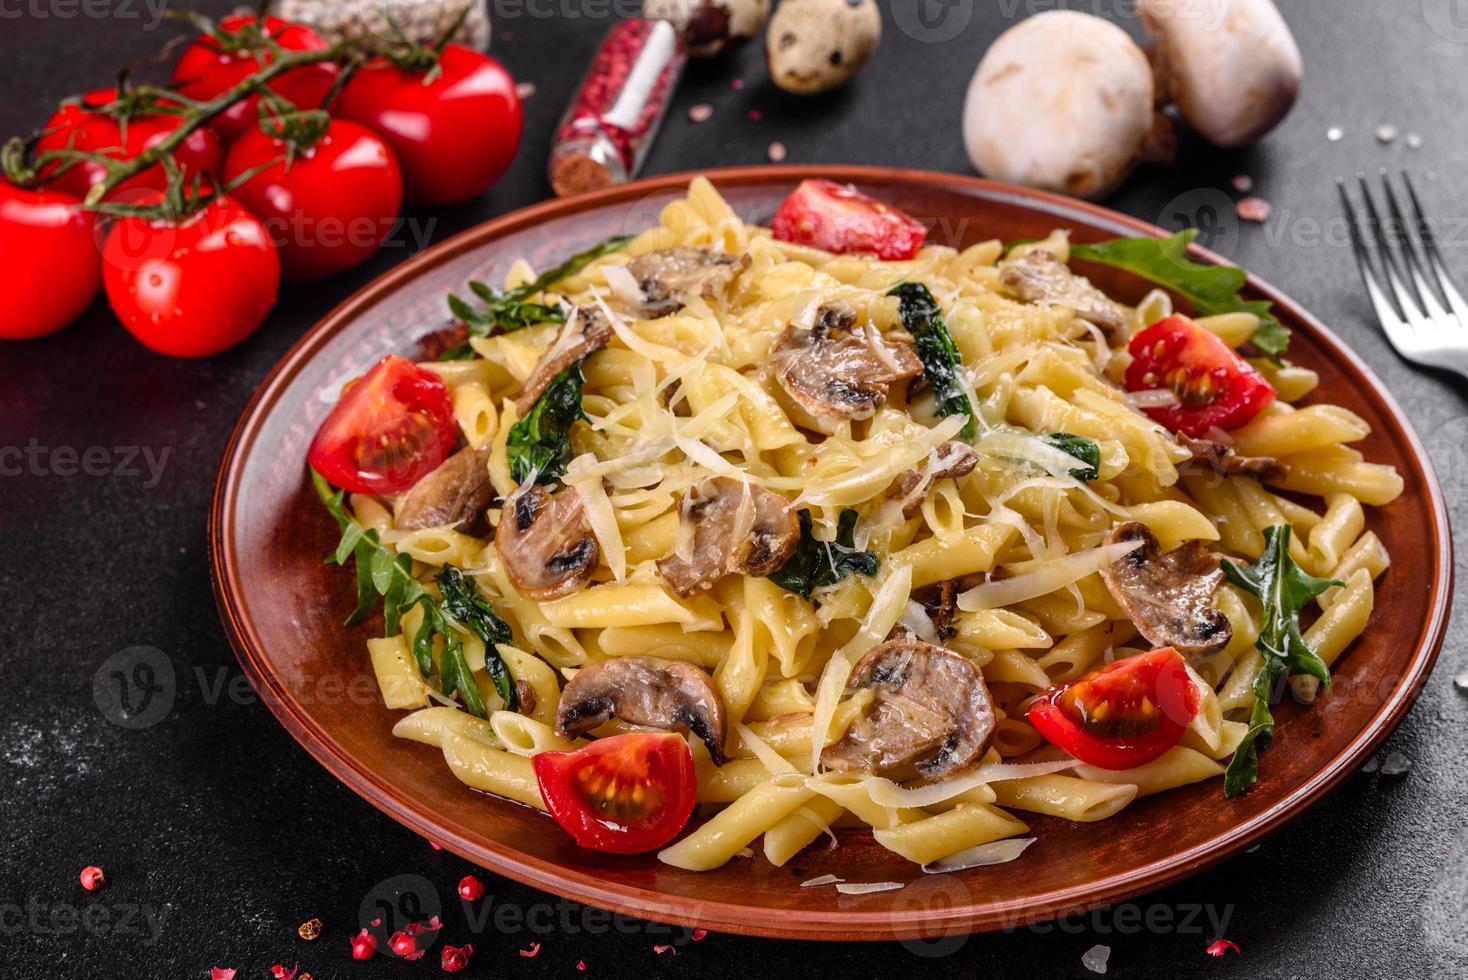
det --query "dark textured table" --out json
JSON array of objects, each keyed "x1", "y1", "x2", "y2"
[{"x1": 3, "y1": 1, "x2": 1467, "y2": 976}]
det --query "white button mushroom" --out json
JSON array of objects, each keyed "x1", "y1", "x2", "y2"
[
  {"x1": 962, "y1": 11, "x2": 1157, "y2": 200},
  {"x1": 1140, "y1": 0, "x2": 1302, "y2": 148},
  {"x1": 644, "y1": 0, "x2": 770, "y2": 59},
  {"x1": 766, "y1": 0, "x2": 881, "y2": 96}
]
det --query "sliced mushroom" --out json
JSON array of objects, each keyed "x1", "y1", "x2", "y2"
[
  {"x1": 494, "y1": 482, "x2": 599, "y2": 601},
  {"x1": 417, "y1": 321, "x2": 470, "y2": 360},
  {"x1": 1177, "y1": 434, "x2": 1284, "y2": 482},
  {"x1": 656, "y1": 477, "x2": 800, "y2": 596},
  {"x1": 771, "y1": 301, "x2": 923, "y2": 420},
  {"x1": 556, "y1": 656, "x2": 727, "y2": 763},
  {"x1": 1099, "y1": 521, "x2": 1232, "y2": 656},
  {"x1": 998, "y1": 249, "x2": 1128, "y2": 333},
  {"x1": 886, "y1": 441, "x2": 981, "y2": 517},
  {"x1": 396, "y1": 446, "x2": 495, "y2": 531},
  {"x1": 887, "y1": 581, "x2": 959, "y2": 644},
  {"x1": 627, "y1": 247, "x2": 749, "y2": 317},
  {"x1": 514, "y1": 305, "x2": 613, "y2": 415},
  {"x1": 821, "y1": 639, "x2": 995, "y2": 781}
]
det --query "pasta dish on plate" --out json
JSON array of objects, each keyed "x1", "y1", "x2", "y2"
[{"x1": 305, "y1": 176, "x2": 1401, "y2": 874}]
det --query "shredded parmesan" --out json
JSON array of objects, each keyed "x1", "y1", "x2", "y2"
[
  {"x1": 864, "y1": 759, "x2": 1077, "y2": 809},
  {"x1": 922, "y1": 838, "x2": 1036, "y2": 874},
  {"x1": 957, "y1": 539, "x2": 1143, "y2": 612},
  {"x1": 835, "y1": 881, "x2": 904, "y2": 895},
  {"x1": 800, "y1": 874, "x2": 844, "y2": 888}
]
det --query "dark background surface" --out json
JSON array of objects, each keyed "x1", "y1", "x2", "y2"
[{"x1": 3, "y1": 1, "x2": 1468, "y2": 977}]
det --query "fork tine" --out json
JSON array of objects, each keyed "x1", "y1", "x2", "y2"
[
  {"x1": 1356, "y1": 173, "x2": 1424, "y2": 321},
  {"x1": 1400, "y1": 170, "x2": 1468, "y2": 324},
  {"x1": 1379, "y1": 171, "x2": 1454, "y2": 322},
  {"x1": 1338, "y1": 177, "x2": 1415, "y2": 350}
]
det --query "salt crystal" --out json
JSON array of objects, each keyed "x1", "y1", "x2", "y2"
[
  {"x1": 515, "y1": 82, "x2": 537, "y2": 100},
  {"x1": 1407, "y1": 132, "x2": 1424, "y2": 150},
  {"x1": 1362, "y1": 755, "x2": 1380, "y2": 773},
  {"x1": 1454, "y1": 670, "x2": 1468, "y2": 691},
  {"x1": 1376, "y1": 124, "x2": 1399, "y2": 144},
  {"x1": 1327, "y1": 126, "x2": 1344, "y2": 142},
  {"x1": 1380, "y1": 751, "x2": 1412, "y2": 776},
  {"x1": 688, "y1": 103, "x2": 714, "y2": 123},
  {"x1": 1082, "y1": 944, "x2": 1111, "y2": 974},
  {"x1": 1232, "y1": 174, "x2": 1254, "y2": 193},
  {"x1": 768, "y1": 141, "x2": 788, "y2": 162},
  {"x1": 1236, "y1": 197, "x2": 1272, "y2": 222}
]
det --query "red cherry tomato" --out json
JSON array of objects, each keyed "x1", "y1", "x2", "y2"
[
  {"x1": 771, "y1": 179, "x2": 929, "y2": 261},
  {"x1": 307, "y1": 355, "x2": 457, "y2": 495},
  {"x1": 1125, "y1": 314, "x2": 1277, "y2": 437},
  {"x1": 171, "y1": 15, "x2": 338, "y2": 143},
  {"x1": 0, "y1": 181, "x2": 102, "y2": 340},
  {"x1": 102, "y1": 194, "x2": 279, "y2": 358},
  {"x1": 531, "y1": 733, "x2": 696, "y2": 854},
  {"x1": 36, "y1": 88, "x2": 223, "y2": 201},
  {"x1": 1027, "y1": 648, "x2": 1200, "y2": 771},
  {"x1": 335, "y1": 45, "x2": 522, "y2": 206},
  {"x1": 224, "y1": 119, "x2": 403, "y2": 281}
]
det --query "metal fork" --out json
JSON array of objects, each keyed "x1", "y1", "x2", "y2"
[{"x1": 1337, "y1": 170, "x2": 1468, "y2": 378}]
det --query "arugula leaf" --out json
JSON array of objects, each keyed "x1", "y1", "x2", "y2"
[
  {"x1": 767, "y1": 509, "x2": 880, "y2": 600},
  {"x1": 888, "y1": 282, "x2": 978, "y2": 440},
  {"x1": 506, "y1": 365, "x2": 586, "y2": 485},
  {"x1": 1218, "y1": 525, "x2": 1341, "y2": 797},
  {"x1": 441, "y1": 234, "x2": 632, "y2": 359},
  {"x1": 311, "y1": 469, "x2": 513, "y2": 717},
  {"x1": 1069, "y1": 230, "x2": 1289, "y2": 361},
  {"x1": 1042, "y1": 432, "x2": 1100, "y2": 481}
]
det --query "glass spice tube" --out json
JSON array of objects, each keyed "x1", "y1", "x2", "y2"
[{"x1": 548, "y1": 18, "x2": 687, "y2": 198}]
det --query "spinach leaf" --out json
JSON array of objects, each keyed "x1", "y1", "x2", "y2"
[
  {"x1": 505, "y1": 365, "x2": 586, "y2": 485},
  {"x1": 768, "y1": 509, "x2": 880, "y2": 600},
  {"x1": 888, "y1": 282, "x2": 978, "y2": 440},
  {"x1": 1070, "y1": 230, "x2": 1289, "y2": 361},
  {"x1": 311, "y1": 469, "x2": 514, "y2": 717},
  {"x1": 1218, "y1": 525, "x2": 1340, "y2": 797},
  {"x1": 1042, "y1": 432, "x2": 1101, "y2": 481},
  {"x1": 441, "y1": 234, "x2": 632, "y2": 359}
]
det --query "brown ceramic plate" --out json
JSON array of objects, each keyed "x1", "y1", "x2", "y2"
[{"x1": 209, "y1": 166, "x2": 1452, "y2": 940}]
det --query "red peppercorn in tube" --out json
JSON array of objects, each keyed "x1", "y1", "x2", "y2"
[{"x1": 549, "y1": 18, "x2": 687, "y2": 197}]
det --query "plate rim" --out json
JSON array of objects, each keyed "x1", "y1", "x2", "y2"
[{"x1": 208, "y1": 164, "x2": 1454, "y2": 940}]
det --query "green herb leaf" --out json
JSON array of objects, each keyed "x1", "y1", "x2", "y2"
[
  {"x1": 1042, "y1": 432, "x2": 1101, "y2": 481},
  {"x1": 1219, "y1": 525, "x2": 1341, "y2": 797},
  {"x1": 888, "y1": 282, "x2": 978, "y2": 439},
  {"x1": 767, "y1": 509, "x2": 880, "y2": 600},
  {"x1": 438, "y1": 565, "x2": 516, "y2": 710},
  {"x1": 1070, "y1": 230, "x2": 1289, "y2": 361},
  {"x1": 506, "y1": 365, "x2": 586, "y2": 485},
  {"x1": 441, "y1": 234, "x2": 632, "y2": 359}
]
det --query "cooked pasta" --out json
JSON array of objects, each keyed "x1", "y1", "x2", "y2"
[{"x1": 312, "y1": 177, "x2": 1399, "y2": 875}]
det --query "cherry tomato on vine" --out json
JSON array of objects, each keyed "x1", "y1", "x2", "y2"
[
  {"x1": 531, "y1": 733, "x2": 696, "y2": 854},
  {"x1": 102, "y1": 194, "x2": 279, "y2": 358},
  {"x1": 36, "y1": 88, "x2": 223, "y2": 202},
  {"x1": 307, "y1": 355, "x2": 457, "y2": 495},
  {"x1": 1124, "y1": 314, "x2": 1277, "y2": 437},
  {"x1": 171, "y1": 15, "x2": 339, "y2": 144},
  {"x1": 1027, "y1": 647, "x2": 1199, "y2": 771},
  {"x1": 0, "y1": 181, "x2": 102, "y2": 340},
  {"x1": 771, "y1": 179, "x2": 929, "y2": 260},
  {"x1": 335, "y1": 45, "x2": 522, "y2": 206},
  {"x1": 224, "y1": 119, "x2": 403, "y2": 281}
]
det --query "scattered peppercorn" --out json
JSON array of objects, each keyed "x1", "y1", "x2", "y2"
[
  {"x1": 298, "y1": 917, "x2": 322, "y2": 941},
  {"x1": 79, "y1": 866, "x2": 105, "y2": 891},
  {"x1": 457, "y1": 875, "x2": 485, "y2": 902}
]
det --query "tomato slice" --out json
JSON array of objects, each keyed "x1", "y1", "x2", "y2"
[
  {"x1": 771, "y1": 179, "x2": 928, "y2": 261},
  {"x1": 1027, "y1": 648, "x2": 1199, "y2": 770},
  {"x1": 532, "y1": 733, "x2": 696, "y2": 854},
  {"x1": 307, "y1": 355, "x2": 457, "y2": 495},
  {"x1": 1124, "y1": 314, "x2": 1276, "y2": 437}
]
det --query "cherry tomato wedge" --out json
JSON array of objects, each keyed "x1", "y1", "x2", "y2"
[
  {"x1": 1125, "y1": 314, "x2": 1276, "y2": 437},
  {"x1": 771, "y1": 179, "x2": 928, "y2": 261},
  {"x1": 307, "y1": 355, "x2": 456, "y2": 495},
  {"x1": 0, "y1": 180, "x2": 101, "y2": 340},
  {"x1": 1027, "y1": 648, "x2": 1199, "y2": 771},
  {"x1": 171, "y1": 15, "x2": 338, "y2": 143},
  {"x1": 532, "y1": 733, "x2": 696, "y2": 854}
]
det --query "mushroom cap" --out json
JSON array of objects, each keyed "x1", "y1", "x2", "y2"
[
  {"x1": 1099, "y1": 521, "x2": 1232, "y2": 656},
  {"x1": 494, "y1": 482, "x2": 599, "y2": 601},
  {"x1": 772, "y1": 301, "x2": 923, "y2": 421},
  {"x1": 395, "y1": 446, "x2": 494, "y2": 531},
  {"x1": 963, "y1": 10, "x2": 1154, "y2": 200},
  {"x1": 821, "y1": 639, "x2": 996, "y2": 781},
  {"x1": 626, "y1": 247, "x2": 748, "y2": 318},
  {"x1": 514, "y1": 306, "x2": 612, "y2": 415},
  {"x1": 656, "y1": 476, "x2": 800, "y2": 595},
  {"x1": 998, "y1": 248, "x2": 1129, "y2": 333},
  {"x1": 1141, "y1": 0, "x2": 1301, "y2": 148},
  {"x1": 556, "y1": 656, "x2": 727, "y2": 763}
]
